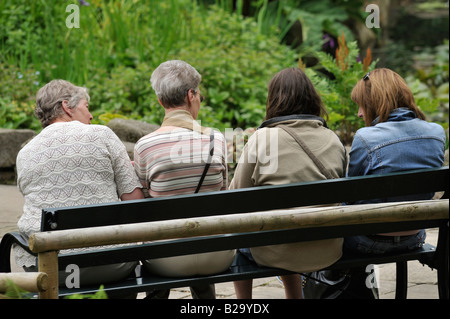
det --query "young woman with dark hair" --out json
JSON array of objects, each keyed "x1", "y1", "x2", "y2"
[{"x1": 230, "y1": 67, "x2": 347, "y2": 299}]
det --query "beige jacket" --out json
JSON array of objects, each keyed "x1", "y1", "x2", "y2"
[{"x1": 230, "y1": 116, "x2": 347, "y2": 272}]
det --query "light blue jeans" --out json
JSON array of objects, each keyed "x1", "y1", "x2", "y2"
[{"x1": 343, "y1": 229, "x2": 426, "y2": 255}]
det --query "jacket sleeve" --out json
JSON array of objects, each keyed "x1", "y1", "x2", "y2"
[{"x1": 347, "y1": 133, "x2": 371, "y2": 177}]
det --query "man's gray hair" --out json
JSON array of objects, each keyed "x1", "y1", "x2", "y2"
[
  {"x1": 150, "y1": 60, "x2": 201, "y2": 108},
  {"x1": 35, "y1": 79, "x2": 90, "y2": 128}
]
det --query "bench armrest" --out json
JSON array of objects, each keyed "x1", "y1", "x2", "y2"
[{"x1": 0, "y1": 232, "x2": 35, "y2": 272}]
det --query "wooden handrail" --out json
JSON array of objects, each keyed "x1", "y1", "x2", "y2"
[
  {"x1": 0, "y1": 272, "x2": 48, "y2": 293},
  {"x1": 30, "y1": 200, "x2": 449, "y2": 254}
]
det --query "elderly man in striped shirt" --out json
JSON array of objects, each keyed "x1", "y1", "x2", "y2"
[{"x1": 133, "y1": 60, "x2": 235, "y2": 299}]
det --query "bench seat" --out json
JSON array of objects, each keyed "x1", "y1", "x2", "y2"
[{"x1": 57, "y1": 243, "x2": 438, "y2": 298}]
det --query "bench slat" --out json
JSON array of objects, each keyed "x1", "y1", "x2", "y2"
[
  {"x1": 31, "y1": 200, "x2": 448, "y2": 254},
  {"x1": 56, "y1": 219, "x2": 443, "y2": 269}
]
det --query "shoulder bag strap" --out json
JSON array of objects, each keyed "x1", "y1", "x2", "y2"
[
  {"x1": 278, "y1": 125, "x2": 334, "y2": 179},
  {"x1": 195, "y1": 129, "x2": 215, "y2": 193}
]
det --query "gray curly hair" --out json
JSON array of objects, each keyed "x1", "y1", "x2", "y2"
[{"x1": 35, "y1": 79, "x2": 90, "y2": 128}]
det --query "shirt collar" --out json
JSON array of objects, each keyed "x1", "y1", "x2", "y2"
[{"x1": 161, "y1": 109, "x2": 209, "y2": 134}]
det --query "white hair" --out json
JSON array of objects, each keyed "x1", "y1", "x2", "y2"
[{"x1": 150, "y1": 60, "x2": 201, "y2": 108}]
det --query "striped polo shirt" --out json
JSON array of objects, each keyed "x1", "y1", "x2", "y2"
[{"x1": 134, "y1": 122, "x2": 228, "y2": 198}]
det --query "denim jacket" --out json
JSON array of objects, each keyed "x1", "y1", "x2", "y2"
[{"x1": 348, "y1": 108, "x2": 446, "y2": 202}]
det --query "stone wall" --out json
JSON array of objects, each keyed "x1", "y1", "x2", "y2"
[
  {"x1": 106, "y1": 118, "x2": 159, "y2": 160},
  {"x1": 0, "y1": 128, "x2": 36, "y2": 184}
]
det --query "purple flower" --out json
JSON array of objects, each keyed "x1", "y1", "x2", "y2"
[
  {"x1": 78, "y1": 0, "x2": 90, "y2": 6},
  {"x1": 322, "y1": 33, "x2": 335, "y2": 49}
]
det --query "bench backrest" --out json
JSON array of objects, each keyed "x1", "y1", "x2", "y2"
[
  {"x1": 56, "y1": 203, "x2": 448, "y2": 269},
  {"x1": 41, "y1": 166, "x2": 449, "y2": 232},
  {"x1": 33, "y1": 166, "x2": 448, "y2": 271}
]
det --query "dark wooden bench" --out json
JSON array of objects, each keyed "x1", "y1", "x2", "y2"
[{"x1": 1, "y1": 166, "x2": 448, "y2": 299}]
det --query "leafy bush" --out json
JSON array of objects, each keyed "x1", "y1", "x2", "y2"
[
  {"x1": 0, "y1": 0, "x2": 447, "y2": 148},
  {"x1": 303, "y1": 33, "x2": 377, "y2": 145},
  {"x1": 1, "y1": 1, "x2": 298, "y2": 131},
  {"x1": 304, "y1": 33, "x2": 448, "y2": 146},
  {"x1": 406, "y1": 40, "x2": 449, "y2": 144},
  {"x1": 72, "y1": 3, "x2": 298, "y2": 130},
  {"x1": 173, "y1": 5, "x2": 298, "y2": 130},
  {"x1": 64, "y1": 285, "x2": 108, "y2": 299},
  {"x1": 1, "y1": 279, "x2": 33, "y2": 299},
  {"x1": 409, "y1": 40, "x2": 449, "y2": 112},
  {"x1": 0, "y1": 64, "x2": 41, "y2": 130}
]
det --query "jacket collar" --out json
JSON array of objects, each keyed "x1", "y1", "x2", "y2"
[
  {"x1": 258, "y1": 114, "x2": 328, "y2": 129},
  {"x1": 371, "y1": 108, "x2": 417, "y2": 126}
]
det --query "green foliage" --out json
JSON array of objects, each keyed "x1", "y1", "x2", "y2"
[
  {"x1": 406, "y1": 40, "x2": 449, "y2": 143},
  {"x1": 0, "y1": 97, "x2": 41, "y2": 130},
  {"x1": 1, "y1": 1, "x2": 297, "y2": 130},
  {"x1": 174, "y1": 5, "x2": 297, "y2": 130},
  {"x1": 304, "y1": 33, "x2": 377, "y2": 144},
  {"x1": 411, "y1": 40, "x2": 449, "y2": 93},
  {"x1": 282, "y1": 0, "x2": 357, "y2": 50},
  {"x1": 242, "y1": 0, "x2": 364, "y2": 50},
  {"x1": 1, "y1": 279, "x2": 107, "y2": 300},
  {"x1": 0, "y1": 64, "x2": 41, "y2": 130},
  {"x1": 0, "y1": 0, "x2": 447, "y2": 145},
  {"x1": 64, "y1": 285, "x2": 108, "y2": 299},
  {"x1": 0, "y1": 63, "x2": 40, "y2": 103},
  {"x1": 0, "y1": 63, "x2": 42, "y2": 130},
  {"x1": 2, "y1": 280, "x2": 33, "y2": 299}
]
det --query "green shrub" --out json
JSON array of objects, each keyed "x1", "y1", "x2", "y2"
[
  {"x1": 304, "y1": 33, "x2": 377, "y2": 145},
  {"x1": 0, "y1": 64, "x2": 41, "y2": 130},
  {"x1": 80, "y1": 4, "x2": 298, "y2": 130},
  {"x1": 173, "y1": 6, "x2": 298, "y2": 130},
  {"x1": 305, "y1": 33, "x2": 447, "y2": 146},
  {"x1": 1, "y1": 0, "x2": 447, "y2": 146},
  {"x1": 1, "y1": 1, "x2": 298, "y2": 131}
]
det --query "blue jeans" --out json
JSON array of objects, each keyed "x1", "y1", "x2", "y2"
[
  {"x1": 238, "y1": 248, "x2": 255, "y2": 262},
  {"x1": 343, "y1": 230, "x2": 426, "y2": 255}
]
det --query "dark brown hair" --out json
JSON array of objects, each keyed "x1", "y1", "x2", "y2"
[
  {"x1": 351, "y1": 68, "x2": 426, "y2": 126},
  {"x1": 265, "y1": 68, "x2": 327, "y2": 120}
]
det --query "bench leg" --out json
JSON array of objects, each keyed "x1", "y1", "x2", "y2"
[
  {"x1": 436, "y1": 221, "x2": 449, "y2": 299},
  {"x1": 38, "y1": 251, "x2": 59, "y2": 299},
  {"x1": 437, "y1": 263, "x2": 449, "y2": 299},
  {"x1": 395, "y1": 261, "x2": 407, "y2": 299}
]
